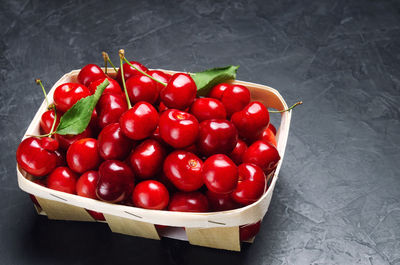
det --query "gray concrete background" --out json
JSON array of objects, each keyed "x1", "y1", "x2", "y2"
[{"x1": 0, "y1": 0, "x2": 399, "y2": 264}]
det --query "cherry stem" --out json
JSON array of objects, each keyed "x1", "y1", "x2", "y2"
[
  {"x1": 122, "y1": 56, "x2": 167, "y2": 87},
  {"x1": 269, "y1": 101, "x2": 303, "y2": 113},
  {"x1": 26, "y1": 131, "x2": 56, "y2": 138},
  {"x1": 119, "y1": 49, "x2": 132, "y2": 109},
  {"x1": 48, "y1": 108, "x2": 57, "y2": 136},
  {"x1": 102, "y1": 52, "x2": 108, "y2": 74},
  {"x1": 102, "y1": 51, "x2": 118, "y2": 73},
  {"x1": 35, "y1": 79, "x2": 49, "y2": 107}
]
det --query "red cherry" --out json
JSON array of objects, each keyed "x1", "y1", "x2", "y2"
[
  {"x1": 96, "y1": 160, "x2": 135, "y2": 203},
  {"x1": 76, "y1": 170, "x2": 99, "y2": 199},
  {"x1": 206, "y1": 190, "x2": 239, "y2": 211},
  {"x1": 163, "y1": 151, "x2": 203, "y2": 192},
  {"x1": 76, "y1": 170, "x2": 105, "y2": 221},
  {"x1": 159, "y1": 109, "x2": 199, "y2": 148},
  {"x1": 256, "y1": 127, "x2": 277, "y2": 147},
  {"x1": 231, "y1": 101, "x2": 270, "y2": 139},
  {"x1": 40, "y1": 109, "x2": 60, "y2": 134},
  {"x1": 240, "y1": 221, "x2": 261, "y2": 241},
  {"x1": 221, "y1": 84, "x2": 250, "y2": 117},
  {"x1": 229, "y1": 139, "x2": 247, "y2": 165},
  {"x1": 160, "y1": 73, "x2": 197, "y2": 110},
  {"x1": 129, "y1": 139, "x2": 165, "y2": 179},
  {"x1": 97, "y1": 123, "x2": 134, "y2": 160},
  {"x1": 116, "y1": 61, "x2": 148, "y2": 83},
  {"x1": 190, "y1": 98, "x2": 226, "y2": 122},
  {"x1": 67, "y1": 138, "x2": 101, "y2": 174},
  {"x1": 47, "y1": 167, "x2": 77, "y2": 194},
  {"x1": 147, "y1": 70, "x2": 172, "y2": 92},
  {"x1": 197, "y1": 119, "x2": 238, "y2": 157},
  {"x1": 16, "y1": 137, "x2": 58, "y2": 177},
  {"x1": 208, "y1": 83, "x2": 230, "y2": 100},
  {"x1": 126, "y1": 75, "x2": 158, "y2": 104},
  {"x1": 168, "y1": 192, "x2": 209, "y2": 212},
  {"x1": 87, "y1": 210, "x2": 105, "y2": 221},
  {"x1": 78, "y1": 64, "x2": 106, "y2": 87},
  {"x1": 119, "y1": 101, "x2": 159, "y2": 140},
  {"x1": 55, "y1": 126, "x2": 93, "y2": 150},
  {"x1": 231, "y1": 163, "x2": 266, "y2": 205},
  {"x1": 202, "y1": 154, "x2": 238, "y2": 194},
  {"x1": 54, "y1": 149, "x2": 66, "y2": 167},
  {"x1": 268, "y1": 123, "x2": 277, "y2": 135},
  {"x1": 88, "y1": 76, "x2": 121, "y2": 95},
  {"x1": 242, "y1": 141, "x2": 280, "y2": 174},
  {"x1": 132, "y1": 180, "x2": 169, "y2": 210},
  {"x1": 97, "y1": 93, "x2": 128, "y2": 129},
  {"x1": 41, "y1": 137, "x2": 59, "y2": 151},
  {"x1": 53, "y1": 83, "x2": 91, "y2": 113}
]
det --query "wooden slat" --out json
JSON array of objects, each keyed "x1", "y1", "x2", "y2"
[
  {"x1": 36, "y1": 197, "x2": 95, "y2": 221},
  {"x1": 186, "y1": 226, "x2": 240, "y2": 251},
  {"x1": 104, "y1": 214, "x2": 160, "y2": 240}
]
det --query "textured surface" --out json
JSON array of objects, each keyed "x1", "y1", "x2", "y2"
[{"x1": 1, "y1": 0, "x2": 400, "y2": 264}]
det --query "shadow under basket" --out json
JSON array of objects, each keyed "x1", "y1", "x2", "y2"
[{"x1": 17, "y1": 68, "x2": 292, "y2": 251}]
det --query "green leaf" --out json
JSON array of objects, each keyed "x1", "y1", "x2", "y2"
[
  {"x1": 191, "y1": 65, "x2": 239, "y2": 96},
  {"x1": 56, "y1": 79, "x2": 109, "y2": 135}
]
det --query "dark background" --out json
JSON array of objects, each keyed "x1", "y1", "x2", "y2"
[{"x1": 1, "y1": 0, "x2": 399, "y2": 264}]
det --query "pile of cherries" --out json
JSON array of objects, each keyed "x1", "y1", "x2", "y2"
[{"x1": 16, "y1": 54, "x2": 281, "y2": 241}]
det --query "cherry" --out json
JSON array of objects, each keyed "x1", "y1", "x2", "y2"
[
  {"x1": 231, "y1": 101, "x2": 270, "y2": 139},
  {"x1": 160, "y1": 73, "x2": 197, "y2": 110},
  {"x1": 206, "y1": 190, "x2": 239, "y2": 212},
  {"x1": 242, "y1": 141, "x2": 280, "y2": 174},
  {"x1": 208, "y1": 83, "x2": 230, "y2": 100},
  {"x1": 256, "y1": 126, "x2": 277, "y2": 147},
  {"x1": 53, "y1": 83, "x2": 91, "y2": 113},
  {"x1": 16, "y1": 137, "x2": 58, "y2": 177},
  {"x1": 147, "y1": 70, "x2": 172, "y2": 93},
  {"x1": 268, "y1": 123, "x2": 277, "y2": 135},
  {"x1": 88, "y1": 76, "x2": 121, "y2": 95},
  {"x1": 119, "y1": 101, "x2": 159, "y2": 140},
  {"x1": 66, "y1": 138, "x2": 101, "y2": 174},
  {"x1": 168, "y1": 192, "x2": 209, "y2": 212},
  {"x1": 190, "y1": 98, "x2": 226, "y2": 122},
  {"x1": 132, "y1": 180, "x2": 169, "y2": 210},
  {"x1": 240, "y1": 221, "x2": 261, "y2": 241},
  {"x1": 55, "y1": 126, "x2": 93, "y2": 150},
  {"x1": 76, "y1": 170, "x2": 106, "y2": 221},
  {"x1": 202, "y1": 154, "x2": 238, "y2": 194},
  {"x1": 47, "y1": 166, "x2": 77, "y2": 194},
  {"x1": 197, "y1": 119, "x2": 237, "y2": 157},
  {"x1": 129, "y1": 139, "x2": 165, "y2": 179},
  {"x1": 76, "y1": 170, "x2": 99, "y2": 199},
  {"x1": 229, "y1": 139, "x2": 247, "y2": 165},
  {"x1": 97, "y1": 93, "x2": 128, "y2": 129},
  {"x1": 231, "y1": 163, "x2": 266, "y2": 205},
  {"x1": 78, "y1": 64, "x2": 106, "y2": 87},
  {"x1": 221, "y1": 84, "x2": 250, "y2": 117},
  {"x1": 40, "y1": 109, "x2": 60, "y2": 134},
  {"x1": 97, "y1": 123, "x2": 134, "y2": 160},
  {"x1": 54, "y1": 149, "x2": 66, "y2": 167},
  {"x1": 96, "y1": 160, "x2": 135, "y2": 203},
  {"x1": 41, "y1": 137, "x2": 59, "y2": 151},
  {"x1": 163, "y1": 150, "x2": 203, "y2": 192},
  {"x1": 125, "y1": 75, "x2": 158, "y2": 104},
  {"x1": 116, "y1": 61, "x2": 148, "y2": 83},
  {"x1": 159, "y1": 109, "x2": 199, "y2": 149}
]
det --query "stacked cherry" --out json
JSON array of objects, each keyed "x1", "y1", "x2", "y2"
[{"x1": 16, "y1": 55, "x2": 281, "y2": 241}]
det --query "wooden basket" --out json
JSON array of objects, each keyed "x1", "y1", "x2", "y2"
[{"x1": 17, "y1": 69, "x2": 291, "y2": 251}]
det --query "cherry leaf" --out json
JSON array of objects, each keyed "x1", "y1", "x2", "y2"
[
  {"x1": 55, "y1": 79, "x2": 109, "y2": 135},
  {"x1": 191, "y1": 65, "x2": 239, "y2": 96}
]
